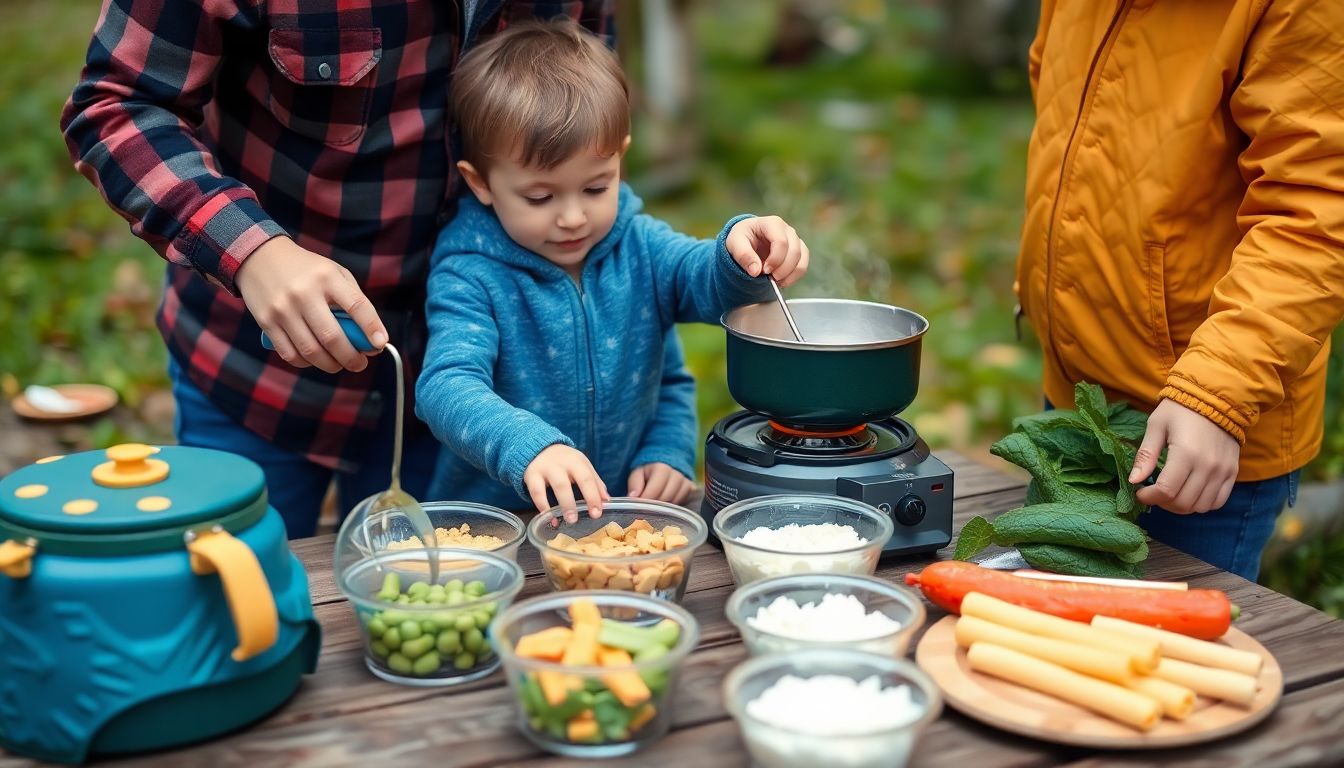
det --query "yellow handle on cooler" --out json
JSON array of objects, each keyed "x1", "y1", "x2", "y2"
[{"x1": 186, "y1": 527, "x2": 279, "y2": 662}]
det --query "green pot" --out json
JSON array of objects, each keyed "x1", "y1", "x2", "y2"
[{"x1": 722, "y1": 299, "x2": 928, "y2": 429}]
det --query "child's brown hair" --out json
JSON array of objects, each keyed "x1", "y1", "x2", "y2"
[{"x1": 451, "y1": 18, "x2": 629, "y2": 171}]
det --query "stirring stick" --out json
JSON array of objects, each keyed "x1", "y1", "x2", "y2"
[{"x1": 769, "y1": 277, "x2": 805, "y2": 342}]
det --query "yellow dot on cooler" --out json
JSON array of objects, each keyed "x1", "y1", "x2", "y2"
[
  {"x1": 35, "y1": 455, "x2": 65, "y2": 464},
  {"x1": 14, "y1": 484, "x2": 48, "y2": 499},
  {"x1": 63, "y1": 499, "x2": 98, "y2": 515},
  {"x1": 137, "y1": 496, "x2": 172, "y2": 512}
]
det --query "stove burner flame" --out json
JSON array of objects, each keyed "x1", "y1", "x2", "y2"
[{"x1": 760, "y1": 421, "x2": 877, "y2": 453}]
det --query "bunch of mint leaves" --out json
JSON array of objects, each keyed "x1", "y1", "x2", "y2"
[{"x1": 955, "y1": 382, "x2": 1154, "y2": 578}]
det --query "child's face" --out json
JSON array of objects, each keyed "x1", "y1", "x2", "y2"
[{"x1": 459, "y1": 140, "x2": 627, "y2": 276}]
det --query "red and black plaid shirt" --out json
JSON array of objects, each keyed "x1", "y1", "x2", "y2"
[{"x1": 62, "y1": 0, "x2": 614, "y2": 471}]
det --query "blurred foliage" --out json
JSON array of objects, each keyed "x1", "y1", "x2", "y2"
[
  {"x1": 0, "y1": 1, "x2": 167, "y2": 415},
  {"x1": 1260, "y1": 514, "x2": 1344, "y2": 619}
]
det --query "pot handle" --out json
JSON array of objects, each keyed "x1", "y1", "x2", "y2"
[
  {"x1": 185, "y1": 526, "x2": 279, "y2": 662},
  {"x1": 0, "y1": 538, "x2": 36, "y2": 579}
]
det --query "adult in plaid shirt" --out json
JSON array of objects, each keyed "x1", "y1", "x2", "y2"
[{"x1": 61, "y1": 0, "x2": 615, "y2": 537}]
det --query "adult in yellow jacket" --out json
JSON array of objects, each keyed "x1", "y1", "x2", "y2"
[{"x1": 1018, "y1": 0, "x2": 1344, "y2": 579}]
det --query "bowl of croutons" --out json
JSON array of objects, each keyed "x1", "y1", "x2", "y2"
[{"x1": 526, "y1": 498, "x2": 707, "y2": 604}]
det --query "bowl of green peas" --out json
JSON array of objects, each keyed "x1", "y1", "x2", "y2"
[{"x1": 338, "y1": 547, "x2": 524, "y2": 686}]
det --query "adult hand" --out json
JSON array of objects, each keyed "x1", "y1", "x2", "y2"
[
  {"x1": 627, "y1": 462, "x2": 696, "y2": 506},
  {"x1": 726, "y1": 215, "x2": 811, "y2": 288},
  {"x1": 524, "y1": 444, "x2": 610, "y2": 524},
  {"x1": 1130, "y1": 398, "x2": 1241, "y2": 514},
  {"x1": 236, "y1": 236, "x2": 388, "y2": 373}
]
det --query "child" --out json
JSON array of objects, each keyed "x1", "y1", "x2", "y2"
[
  {"x1": 1018, "y1": 0, "x2": 1344, "y2": 579},
  {"x1": 416, "y1": 20, "x2": 810, "y2": 523}
]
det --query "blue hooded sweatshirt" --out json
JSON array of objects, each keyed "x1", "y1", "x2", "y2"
[{"x1": 416, "y1": 184, "x2": 772, "y2": 508}]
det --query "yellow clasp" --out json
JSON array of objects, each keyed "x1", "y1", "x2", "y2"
[{"x1": 0, "y1": 538, "x2": 37, "y2": 579}]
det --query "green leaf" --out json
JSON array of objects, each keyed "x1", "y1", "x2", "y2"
[
  {"x1": 1059, "y1": 467, "x2": 1118, "y2": 485},
  {"x1": 1018, "y1": 543, "x2": 1145, "y2": 579},
  {"x1": 1116, "y1": 539, "x2": 1150, "y2": 564},
  {"x1": 1106, "y1": 403, "x2": 1150, "y2": 442},
  {"x1": 1015, "y1": 412, "x2": 1106, "y2": 465},
  {"x1": 954, "y1": 516, "x2": 996, "y2": 560},
  {"x1": 991, "y1": 503, "x2": 1146, "y2": 554},
  {"x1": 1073, "y1": 382, "x2": 1111, "y2": 426},
  {"x1": 1075, "y1": 387, "x2": 1142, "y2": 521}
]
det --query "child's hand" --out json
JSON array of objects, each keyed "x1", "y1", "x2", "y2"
[
  {"x1": 236, "y1": 236, "x2": 388, "y2": 373},
  {"x1": 726, "y1": 216, "x2": 811, "y2": 288},
  {"x1": 627, "y1": 463, "x2": 696, "y2": 506},
  {"x1": 524, "y1": 444, "x2": 610, "y2": 524},
  {"x1": 1130, "y1": 399, "x2": 1241, "y2": 514}
]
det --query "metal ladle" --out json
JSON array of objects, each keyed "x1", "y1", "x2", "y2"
[
  {"x1": 261, "y1": 312, "x2": 439, "y2": 582},
  {"x1": 768, "y1": 276, "x2": 806, "y2": 343}
]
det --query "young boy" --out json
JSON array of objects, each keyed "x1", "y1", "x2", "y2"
[
  {"x1": 1018, "y1": 0, "x2": 1344, "y2": 579},
  {"x1": 416, "y1": 20, "x2": 810, "y2": 523}
]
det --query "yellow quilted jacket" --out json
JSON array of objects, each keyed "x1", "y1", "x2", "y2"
[{"x1": 1017, "y1": 0, "x2": 1344, "y2": 481}]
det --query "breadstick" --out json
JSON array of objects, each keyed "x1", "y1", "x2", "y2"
[
  {"x1": 1091, "y1": 615, "x2": 1263, "y2": 677},
  {"x1": 961, "y1": 592, "x2": 1160, "y2": 673},
  {"x1": 1127, "y1": 676, "x2": 1196, "y2": 720},
  {"x1": 1152, "y1": 658, "x2": 1257, "y2": 707},
  {"x1": 955, "y1": 615, "x2": 1134, "y2": 685},
  {"x1": 966, "y1": 642, "x2": 1162, "y2": 731}
]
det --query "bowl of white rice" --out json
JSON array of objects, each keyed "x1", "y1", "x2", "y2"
[{"x1": 711, "y1": 494, "x2": 893, "y2": 586}]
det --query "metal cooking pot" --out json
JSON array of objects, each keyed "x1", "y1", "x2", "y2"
[{"x1": 721, "y1": 298, "x2": 928, "y2": 429}]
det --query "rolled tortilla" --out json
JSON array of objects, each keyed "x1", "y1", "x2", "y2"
[
  {"x1": 961, "y1": 592, "x2": 1160, "y2": 673},
  {"x1": 966, "y1": 642, "x2": 1162, "y2": 731},
  {"x1": 955, "y1": 615, "x2": 1133, "y2": 685},
  {"x1": 1127, "y1": 676, "x2": 1196, "y2": 720},
  {"x1": 1153, "y1": 658, "x2": 1257, "y2": 707},
  {"x1": 1091, "y1": 615, "x2": 1263, "y2": 677}
]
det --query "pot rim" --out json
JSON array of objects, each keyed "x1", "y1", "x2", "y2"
[{"x1": 721, "y1": 298, "x2": 929, "y2": 351}]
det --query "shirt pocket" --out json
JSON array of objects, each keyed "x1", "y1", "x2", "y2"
[{"x1": 267, "y1": 27, "x2": 381, "y2": 146}]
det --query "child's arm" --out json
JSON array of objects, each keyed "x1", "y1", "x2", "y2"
[
  {"x1": 632, "y1": 212, "x2": 810, "y2": 327},
  {"x1": 416, "y1": 261, "x2": 605, "y2": 520},
  {"x1": 1131, "y1": 0, "x2": 1344, "y2": 514},
  {"x1": 627, "y1": 331, "x2": 698, "y2": 504}
]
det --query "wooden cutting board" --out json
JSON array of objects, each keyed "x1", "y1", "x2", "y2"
[{"x1": 915, "y1": 615, "x2": 1283, "y2": 749}]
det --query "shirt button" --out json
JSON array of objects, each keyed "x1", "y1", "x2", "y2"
[{"x1": 317, "y1": 62, "x2": 333, "y2": 80}]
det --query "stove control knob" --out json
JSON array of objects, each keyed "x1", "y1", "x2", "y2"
[{"x1": 894, "y1": 494, "x2": 926, "y2": 526}]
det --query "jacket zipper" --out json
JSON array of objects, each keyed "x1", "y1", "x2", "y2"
[
  {"x1": 1042, "y1": 0, "x2": 1133, "y2": 380},
  {"x1": 571, "y1": 278, "x2": 598, "y2": 460}
]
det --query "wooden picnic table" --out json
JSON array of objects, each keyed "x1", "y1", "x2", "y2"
[{"x1": 6, "y1": 450, "x2": 1344, "y2": 767}]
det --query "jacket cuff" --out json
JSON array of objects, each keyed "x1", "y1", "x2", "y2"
[
  {"x1": 177, "y1": 189, "x2": 288, "y2": 296},
  {"x1": 1158, "y1": 384, "x2": 1248, "y2": 445},
  {"x1": 500, "y1": 427, "x2": 576, "y2": 501}
]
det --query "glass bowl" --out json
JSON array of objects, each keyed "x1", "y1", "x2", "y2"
[
  {"x1": 338, "y1": 547, "x2": 524, "y2": 686},
  {"x1": 712, "y1": 494, "x2": 894, "y2": 586},
  {"x1": 725, "y1": 573, "x2": 925, "y2": 657},
  {"x1": 335, "y1": 499, "x2": 525, "y2": 579},
  {"x1": 527, "y1": 498, "x2": 707, "y2": 603},
  {"x1": 723, "y1": 649, "x2": 941, "y2": 768},
  {"x1": 492, "y1": 590, "x2": 700, "y2": 758}
]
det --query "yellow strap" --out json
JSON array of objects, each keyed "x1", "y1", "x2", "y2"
[
  {"x1": 0, "y1": 539, "x2": 35, "y2": 579},
  {"x1": 186, "y1": 528, "x2": 279, "y2": 662}
]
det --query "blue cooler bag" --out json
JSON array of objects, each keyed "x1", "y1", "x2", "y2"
[{"x1": 0, "y1": 443, "x2": 320, "y2": 763}]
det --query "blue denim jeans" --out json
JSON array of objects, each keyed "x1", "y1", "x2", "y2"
[
  {"x1": 1142, "y1": 471, "x2": 1298, "y2": 582},
  {"x1": 169, "y1": 358, "x2": 439, "y2": 539}
]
